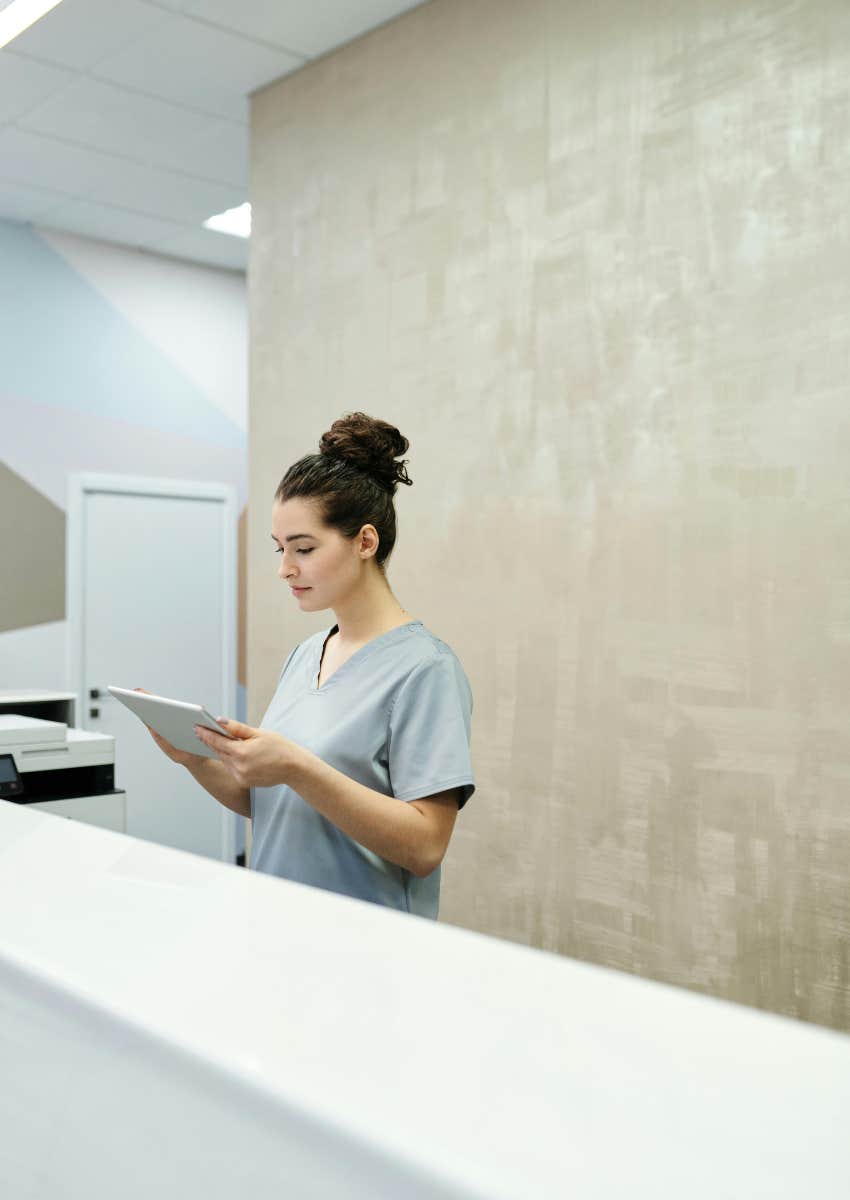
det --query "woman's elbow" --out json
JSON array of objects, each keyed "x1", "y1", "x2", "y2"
[{"x1": 408, "y1": 843, "x2": 445, "y2": 879}]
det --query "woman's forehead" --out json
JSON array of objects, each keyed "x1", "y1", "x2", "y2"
[{"x1": 272, "y1": 496, "x2": 324, "y2": 535}]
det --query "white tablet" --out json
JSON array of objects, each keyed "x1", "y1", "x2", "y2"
[{"x1": 107, "y1": 686, "x2": 235, "y2": 760}]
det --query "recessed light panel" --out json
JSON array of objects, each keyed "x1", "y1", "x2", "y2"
[
  {"x1": 0, "y1": 0, "x2": 66, "y2": 50},
  {"x1": 203, "y1": 202, "x2": 251, "y2": 239}
]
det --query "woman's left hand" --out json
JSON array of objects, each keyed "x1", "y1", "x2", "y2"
[{"x1": 193, "y1": 718, "x2": 299, "y2": 788}]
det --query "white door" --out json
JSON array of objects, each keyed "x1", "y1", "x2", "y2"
[{"x1": 67, "y1": 474, "x2": 238, "y2": 862}]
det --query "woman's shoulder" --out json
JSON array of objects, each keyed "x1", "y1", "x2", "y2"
[
  {"x1": 406, "y1": 622, "x2": 460, "y2": 662},
  {"x1": 397, "y1": 623, "x2": 472, "y2": 689}
]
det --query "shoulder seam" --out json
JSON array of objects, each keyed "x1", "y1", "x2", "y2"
[{"x1": 410, "y1": 626, "x2": 453, "y2": 657}]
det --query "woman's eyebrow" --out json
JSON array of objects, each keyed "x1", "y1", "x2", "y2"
[{"x1": 270, "y1": 533, "x2": 317, "y2": 543}]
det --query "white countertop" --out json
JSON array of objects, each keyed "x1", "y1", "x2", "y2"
[{"x1": 1, "y1": 800, "x2": 848, "y2": 1199}]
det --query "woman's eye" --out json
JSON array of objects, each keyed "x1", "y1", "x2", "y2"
[{"x1": 298, "y1": 548, "x2": 314, "y2": 555}]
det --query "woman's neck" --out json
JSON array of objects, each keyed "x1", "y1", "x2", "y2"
[{"x1": 331, "y1": 578, "x2": 413, "y2": 646}]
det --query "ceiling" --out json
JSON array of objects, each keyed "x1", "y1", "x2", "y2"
[{"x1": 0, "y1": 0, "x2": 426, "y2": 271}]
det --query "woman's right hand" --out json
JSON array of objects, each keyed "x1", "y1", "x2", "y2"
[{"x1": 133, "y1": 688, "x2": 206, "y2": 768}]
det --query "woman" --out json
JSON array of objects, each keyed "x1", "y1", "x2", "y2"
[{"x1": 148, "y1": 412, "x2": 475, "y2": 919}]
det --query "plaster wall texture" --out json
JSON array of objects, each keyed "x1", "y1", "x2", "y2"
[{"x1": 248, "y1": 0, "x2": 850, "y2": 1030}]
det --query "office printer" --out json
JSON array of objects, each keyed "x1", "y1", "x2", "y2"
[{"x1": 0, "y1": 691, "x2": 126, "y2": 832}]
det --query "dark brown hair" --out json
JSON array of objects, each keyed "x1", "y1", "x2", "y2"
[{"x1": 275, "y1": 412, "x2": 413, "y2": 570}]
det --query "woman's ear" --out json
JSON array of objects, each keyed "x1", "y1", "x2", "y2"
[{"x1": 359, "y1": 524, "x2": 379, "y2": 559}]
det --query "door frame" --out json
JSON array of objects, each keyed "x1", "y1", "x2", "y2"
[{"x1": 66, "y1": 472, "x2": 238, "y2": 860}]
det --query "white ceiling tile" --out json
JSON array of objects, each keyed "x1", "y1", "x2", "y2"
[
  {"x1": 176, "y1": 0, "x2": 427, "y2": 58},
  {"x1": 36, "y1": 198, "x2": 184, "y2": 247},
  {"x1": 6, "y1": 0, "x2": 170, "y2": 72},
  {"x1": 0, "y1": 125, "x2": 244, "y2": 238},
  {"x1": 0, "y1": 52, "x2": 73, "y2": 123},
  {"x1": 0, "y1": 127, "x2": 117, "y2": 197},
  {"x1": 17, "y1": 73, "x2": 247, "y2": 187},
  {"x1": 93, "y1": 14, "x2": 305, "y2": 121},
  {"x1": 146, "y1": 224, "x2": 247, "y2": 272},
  {"x1": 19, "y1": 76, "x2": 214, "y2": 168},
  {"x1": 0, "y1": 179, "x2": 72, "y2": 222},
  {"x1": 163, "y1": 118, "x2": 247, "y2": 188},
  {"x1": 131, "y1": 0, "x2": 198, "y2": 11},
  {"x1": 92, "y1": 159, "x2": 244, "y2": 225}
]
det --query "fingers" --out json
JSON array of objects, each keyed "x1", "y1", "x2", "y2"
[
  {"x1": 194, "y1": 725, "x2": 235, "y2": 755},
  {"x1": 214, "y1": 717, "x2": 254, "y2": 739},
  {"x1": 194, "y1": 725, "x2": 246, "y2": 784}
]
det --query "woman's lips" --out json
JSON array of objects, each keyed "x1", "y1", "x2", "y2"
[{"x1": 291, "y1": 587, "x2": 310, "y2": 594}]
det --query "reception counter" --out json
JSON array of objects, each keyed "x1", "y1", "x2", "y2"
[{"x1": 1, "y1": 800, "x2": 848, "y2": 1198}]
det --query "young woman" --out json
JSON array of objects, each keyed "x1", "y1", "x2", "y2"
[{"x1": 147, "y1": 412, "x2": 475, "y2": 919}]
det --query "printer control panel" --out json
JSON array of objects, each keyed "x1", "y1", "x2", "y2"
[{"x1": 0, "y1": 753, "x2": 23, "y2": 798}]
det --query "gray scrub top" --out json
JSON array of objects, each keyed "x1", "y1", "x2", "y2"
[{"x1": 250, "y1": 619, "x2": 475, "y2": 919}]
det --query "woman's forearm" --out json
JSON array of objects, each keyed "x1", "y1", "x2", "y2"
[
  {"x1": 184, "y1": 757, "x2": 251, "y2": 817},
  {"x1": 285, "y1": 747, "x2": 437, "y2": 877}
]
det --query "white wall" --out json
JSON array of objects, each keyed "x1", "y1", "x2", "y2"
[{"x1": 0, "y1": 219, "x2": 248, "y2": 706}]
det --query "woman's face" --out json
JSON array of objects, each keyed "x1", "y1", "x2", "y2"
[{"x1": 271, "y1": 497, "x2": 376, "y2": 611}]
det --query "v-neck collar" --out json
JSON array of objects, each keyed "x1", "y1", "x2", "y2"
[{"x1": 311, "y1": 620, "x2": 422, "y2": 692}]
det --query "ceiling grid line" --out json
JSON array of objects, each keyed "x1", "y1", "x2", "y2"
[
  {"x1": 8, "y1": 44, "x2": 252, "y2": 127},
  {"x1": 5, "y1": 51, "x2": 251, "y2": 178},
  {"x1": 136, "y1": 0, "x2": 312, "y2": 60}
]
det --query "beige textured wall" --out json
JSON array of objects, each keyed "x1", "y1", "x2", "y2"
[{"x1": 248, "y1": 0, "x2": 850, "y2": 1031}]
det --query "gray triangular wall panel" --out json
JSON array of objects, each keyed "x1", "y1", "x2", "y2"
[{"x1": 0, "y1": 462, "x2": 65, "y2": 633}]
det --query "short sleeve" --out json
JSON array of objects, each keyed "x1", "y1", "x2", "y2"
[{"x1": 387, "y1": 652, "x2": 475, "y2": 809}]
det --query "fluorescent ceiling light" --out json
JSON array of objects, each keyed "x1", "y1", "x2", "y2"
[
  {"x1": 0, "y1": 0, "x2": 66, "y2": 50},
  {"x1": 203, "y1": 202, "x2": 251, "y2": 239}
]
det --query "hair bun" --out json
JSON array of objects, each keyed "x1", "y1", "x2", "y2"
[{"x1": 319, "y1": 412, "x2": 412, "y2": 494}]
